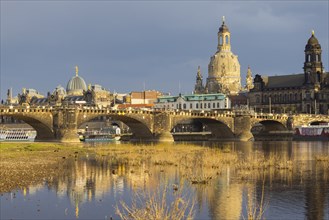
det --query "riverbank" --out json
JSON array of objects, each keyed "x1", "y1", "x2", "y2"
[
  {"x1": 1, "y1": 142, "x2": 328, "y2": 194},
  {"x1": 0, "y1": 143, "x2": 88, "y2": 192},
  {"x1": 1, "y1": 142, "x2": 328, "y2": 219},
  {"x1": 0, "y1": 142, "x2": 239, "y2": 193}
]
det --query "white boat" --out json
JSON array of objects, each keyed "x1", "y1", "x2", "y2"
[
  {"x1": 294, "y1": 123, "x2": 329, "y2": 141},
  {"x1": 0, "y1": 128, "x2": 37, "y2": 142}
]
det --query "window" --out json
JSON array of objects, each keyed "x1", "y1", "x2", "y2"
[
  {"x1": 225, "y1": 35, "x2": 229, "y2": 44},
  {"x1": 217, "y1": 102, "x2": 220, "y2": 108},
  {"x1": 183, "y1": 104, "x2": 186, "y2": 109},
  {"x1": 316, "y1": 54, "x2": 320, "y2": 62},
  {"x1": 196, "y1": 103, "x2": 198, "y2": 109},
  {"x1": 256, "y1": 95, "x2": 260, "y2": 103},
  {"x1": 208, "y1": 103, "x2": 211, "y2": 108},
  {"x1": 190, "y1": 103, "x2": 193, "y2": 109},
  {"x1": 213, "y1": 103, "x2": 215, "y2": 108},
  {"x1": 219, "y1": 36, "x2": 223, "y2": 45}
]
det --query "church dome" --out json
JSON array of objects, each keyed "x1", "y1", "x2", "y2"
[
  {"x1": 307, "y1": 35, "x2": 319, "y2": 45},
  {"x1": 219, "y1": 23, "x2": 229, "y2": 33},
  {"x1": 306, "y1": 31, "x2": 321, "y2": 50},
  {"x1": 206, "y1": 16, "x2": 241, "y2": 95},
  {"x1": 66, "y1": 66, "x2": 87, "y2": 95}
]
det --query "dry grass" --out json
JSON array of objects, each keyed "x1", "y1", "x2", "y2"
[
  {"x1": 314, "y1": 155, "x2": 329, "y2": 162},
  {"x1": 116, "y1": 182, "x2": 194, "y2": 220}
]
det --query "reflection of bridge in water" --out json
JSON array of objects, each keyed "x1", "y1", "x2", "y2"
[{"x1": 1, "y1": 106, "x2": 328, "y2": 142}]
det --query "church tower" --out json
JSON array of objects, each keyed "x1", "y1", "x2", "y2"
[
  {"x1": 303, "y1": 30, "x2": 323, "y2": 85},
  {"x1": 205, "y1": 16, "x2": 241, "y2": 95},
  {"x1": 245, "y1": 66, "x2": 254, "y2": 91},
  {"x1": 194, "y1": 66, "x2": 205, "y2": 94}
]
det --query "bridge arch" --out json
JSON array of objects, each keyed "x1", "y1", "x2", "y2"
[
  {"x1": 0, "y1": 113, "x2": 54, "y2": 140},
  {"x1": 254, "y1": 120, "x2": 287, "y2": 132},
  {"x1": 309, "y1": 121, "x2": 329, "y2": 125},
  {"x1": 171, "y1": 117, "x2": 234, "y2": 140},
  {"x1": 78, "y1": 113, "x2": 154, "y2": 140}
]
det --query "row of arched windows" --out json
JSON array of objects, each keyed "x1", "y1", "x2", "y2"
[
  {"x1": 219, "y1": 35, "x2": 230, "y2": 46},
  {"x1": 261, "y1": 93, "x2": 302, "y2": 104},
  {"x1": 306, "y1": 54, "x2": 321, "y2": 62}
]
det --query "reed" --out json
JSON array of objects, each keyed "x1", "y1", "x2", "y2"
[
  {"x1": 116, "y1": 181, "x2": 194, "y2": 220},
  {"x1": 244, "y1": 174, "x2": 268, "y2": 220}
]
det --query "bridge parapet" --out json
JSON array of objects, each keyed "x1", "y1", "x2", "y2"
[{"x1": 291, "y1": 114, "x2": 329, "y2": 127}]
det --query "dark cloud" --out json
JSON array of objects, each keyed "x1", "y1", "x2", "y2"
[{"x1": 1, "y1": 1, "x2": 328, "y2": 99}]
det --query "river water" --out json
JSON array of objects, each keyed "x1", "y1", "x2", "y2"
[{"x1": 1, "y1": 141, "x2": 328, "y2": 220}]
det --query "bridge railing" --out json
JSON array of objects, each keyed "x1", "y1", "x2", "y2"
[{"x1": 0, "y1": 106, "x2": 53, "y2": 113}]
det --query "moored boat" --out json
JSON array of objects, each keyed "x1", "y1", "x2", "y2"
[
  {"x1": 294, "y1": 123, "x2": 329, "y2": 141},
  {"x1": 0, "y1": 128, "x2": 37, "y2": 142},
  {"x1": 79, "y1": 126, "x2": 121, "y2": 142}
]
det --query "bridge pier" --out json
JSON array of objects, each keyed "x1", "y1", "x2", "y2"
[
  {"x1": 53, "y1": 108, "x2": 80, "y2": 142},
  {"x1": 56, "y1": 128, "x2": 80, "y2": 142},
  {"x1": 153, "y1": 112, "x2": 174, "y2": 142},
  {"x1": 234, "y1": 115, "x2": 253, "y2": 141},
  {"x1": 156, "y1": 131, "x2": 174, "y2": 142}
]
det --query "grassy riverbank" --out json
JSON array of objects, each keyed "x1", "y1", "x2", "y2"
[
  {"x1": 1, "y1": 142, "x2": 328, "y2": 220},
  {"x1": 2, "y1": 142, "x2": 328, "y2": 193}
]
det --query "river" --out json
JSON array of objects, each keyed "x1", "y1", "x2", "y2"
[{"x1": 1, "y1": 141, "x2": 328, "y2": 219}]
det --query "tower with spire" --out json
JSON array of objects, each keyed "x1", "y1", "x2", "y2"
[
  {"x1": 303, "y1": 30, "x2": 324, "y2": 86},
  {"x1": 245, "y1": 66, "x2": 254, "y2": 91},
  {"x1": 194, "y1": 66, "x2": 205, "y2": 94}
]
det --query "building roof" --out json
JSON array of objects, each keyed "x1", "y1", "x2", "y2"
[
  {"x1": 307, "y1": 33, "x2": 319, "y2": 45},
  {"x1": 264, "y1": 74, "x2": 305, "y2": 88}
]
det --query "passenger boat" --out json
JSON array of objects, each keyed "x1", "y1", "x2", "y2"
[
  {"x1": 294, "y1": 123, "x2": 329, "y2": 141},
  {"x1": 0, "y1": 128, "x2": 37, "y2": 142},
  {"x1": 79, "y1": 126, "x2": 121, "y2": 142}
]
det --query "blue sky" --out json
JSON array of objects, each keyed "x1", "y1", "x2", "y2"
[{"x1": 1, "y1": 1, "x2": 328, "y2": 100}]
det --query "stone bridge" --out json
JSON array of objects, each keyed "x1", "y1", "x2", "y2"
[{"x1": 1, "y1": 106, "x2": 329, "y2": 142}]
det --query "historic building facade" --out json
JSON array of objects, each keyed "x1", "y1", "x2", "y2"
[
  {"x1": 154, "y1": 93, "x2": 231, "y2": 111},
  {"x1": 248, "y1": 31, "x2": 329, "y2": 114}
]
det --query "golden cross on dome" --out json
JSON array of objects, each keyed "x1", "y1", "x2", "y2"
[{"x1": 75, "y1": 66, "x2": 79, "y2": 76}]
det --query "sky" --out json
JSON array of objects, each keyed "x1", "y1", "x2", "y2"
[{"x1": 1, "y1": 1, "x2": 328, "y2": 100}]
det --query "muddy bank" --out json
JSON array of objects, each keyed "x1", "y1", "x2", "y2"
[{"x1": 0, "y1": 143, "x2": 87, "y2": 193}]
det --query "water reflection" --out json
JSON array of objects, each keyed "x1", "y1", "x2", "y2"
[{"x1": 0, "y1": 141, "x2": 328, "y2": 219}]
